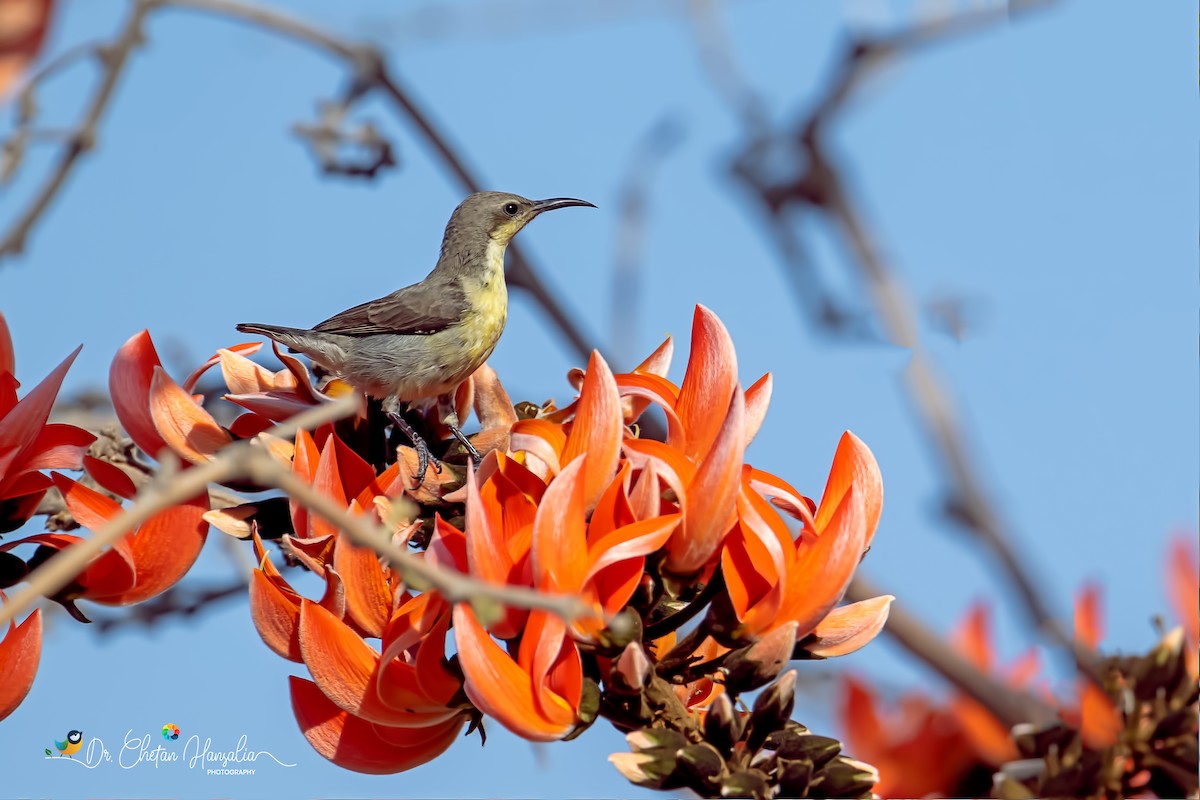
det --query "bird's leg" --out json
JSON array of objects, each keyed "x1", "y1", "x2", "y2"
[
  {"x1": 382, "y1": 397, "x2": 442, "y2": 481},
  {"x1": 438, "y1": 395, "x2": 482, "y2": 466}
]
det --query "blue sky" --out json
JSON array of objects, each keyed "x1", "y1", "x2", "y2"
[{"x1": 0, "y1": 0, "x2": 1195, "y2": 797}]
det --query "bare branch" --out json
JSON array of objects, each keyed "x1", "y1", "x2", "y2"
[{"x1": 0, "y1": 1, "x2": 153, "y2": 259}]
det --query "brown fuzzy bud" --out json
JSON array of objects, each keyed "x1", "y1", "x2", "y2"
[
  {"x1": 745, "y1": 669, "x2": 797, "y2": 752},
  {"x1": 722, "y1": 621, "x2": 798, "y2": 696},
  {"x1": 703, "y1": 692, "x2": 742, "y2": 756}
]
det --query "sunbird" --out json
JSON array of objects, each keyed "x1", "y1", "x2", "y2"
[{"x1": 238, "y1": 191, "x2": 594, "y2": 478}]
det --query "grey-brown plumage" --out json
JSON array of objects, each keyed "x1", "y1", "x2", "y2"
[{"x1": 237, "y1": 191, "x2": 594, "y2": 474}]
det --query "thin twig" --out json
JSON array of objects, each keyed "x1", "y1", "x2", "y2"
[{"x1": 0, "y1": 0, "x2": 153, "y2": 259}]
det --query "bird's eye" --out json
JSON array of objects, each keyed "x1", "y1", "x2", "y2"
[{"x1": 503, "y1": 202, "x2": 519, "y2": 216}]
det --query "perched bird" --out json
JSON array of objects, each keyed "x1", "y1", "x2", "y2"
[
  {"x1": 55, "y1": 730, "x2": 83, "y2": 758},
  {"x1": 238, "y1": 191, "x2": 594, "y2": 478}
]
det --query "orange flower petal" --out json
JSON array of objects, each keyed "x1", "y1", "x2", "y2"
[
  {"x1": 814, "y1": 432, "x2": 882, "y2": 546},
  {"x1": 721, "y1": 483, "x2": 791, "y2": 633},
  {"x1": 667, "y1": 384, "x2": 745, "y2": 576},
  {"x1": 949, "y1": 693, "x2": 1018, "y2": 765},
  {"x1": 531, "y1": 456, "x2": 588, "y2": 593},
  {"x1": 334, "y1": 535, "x2": 394, "y2": 639},
  {"x1": 1073, "y1": 583, "x2": 1103, "y2": 651},
  {"x1": 18, "y1": 424, "x2": 94, "y2": 473},
  {"x1": 472, "y1": 363, "x2": 518, "y2": 431},
  {"x1": 289, "y1": 676, "x2": 461, "y2": 774},
  {"x1": 218, "y1": 348, "x2": 277, "y2": 394},
  {"x1": 1165, "y1": 534, "x2": 1198, "y2": 651},
  {"x1": 83, "y1": 454, "x2": 138, "y2": 500},
  {"x1": 148, "y1": 366, "x2": 232, "y2": 463},
  {"x1": 1078, "y1": 679, "x2": 1122, "y2": 749},
  {"x1": 0, "y1": 605, "x2": 41, "y2": 723},
  {"x1": 180, "y1": 342, "x2": 262, "y2": 393},
  {"x1": 299, "y1": 599, "x2": 447, "y2": 727},
  {"x1": 561, "y1": 352, "x2": 623, "y2": 511},
  {"x1": 780, "y1": 484, "x2": 867, "y2": 638},
  {"x1": 250, "y1": 567, "x2": 303, "y2": 662},
  {"x1": 89, "y1": 494, "x2": 209, "y2": 605},
  {"x1": 509, "y1": 419, "x2": 566, "y2": 476},
  {"x1": 452, "y1": 602, "x2": 574, "y2": 742},
  {"x1": 954, "y1": 603, "x2": 994, "y2": 672},
  {"x1": 676, "y1": 305, "x2": 738, "y2": 462},
  {"x1": 626, "y1": 336, "x2": 674, "y2": 422},
  {"x1": 51, "y1": 471, "x2": 121, "y2": 528},
  {"x1": 742, "y1": 373, "x2": 772, "y2": 448},
  {"x1": 464, "y1": 462, "x2": 514, "y2": 585},
  {"x1": 615, "y1": 372, "x2": 686, "y2": 448},
  {"x1": 803, "y1": 595, "x2": 895, "y2": 657},
  {"x1": 110, "y1": 331, "x2": 170, "y2": 459}
]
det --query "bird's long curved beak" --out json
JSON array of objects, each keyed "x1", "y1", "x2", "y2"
[{"x1": 532, "y1": 197, "x2": 596, "y2": 215}]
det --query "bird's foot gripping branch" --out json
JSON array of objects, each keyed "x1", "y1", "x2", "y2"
[{"x1": 0, "y1": 305, "x2": 890, "y2": 798}]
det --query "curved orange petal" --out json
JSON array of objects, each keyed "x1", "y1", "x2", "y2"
[
  {"x1": 531, "y1": 456, "x2": 587, "y2": 593},
  {"x1": 779, "y1": 484, "x2": 867, "y2": 638},
  {"x1": 803, "y1": 595, "x2": 895, "y2": 657},
  {"x1": 586, "y1": 513, "x2": 680, "y2": 614},
  {"x1": 89, "y1": 494, "x2": 209, "y2": 605},
  {"x1": 1078, "y1": 680, "x2": 1122, "y2": 749},
  {"x1": 453, "y1": 603, "x2": 573, "y2": 742},
  {"x1": 148, "y1": 367, "x2": 232, "y2": 463},
  {"x1": 83, "y1": 455, "x2": 138, "y2": 500},
  {"x1": 334, "y1": 535, "x2": 394, "y2": 639},
  {"x1": 667, "y1": 385, "x2": 745, "y2": 576},
  {"x1": 250, "y1": 567, "x2": 303, "y2": 662},
  {"x1": 814, "y1": 432, "x2": 882, "y2": 546},
  {"x1": 180, "y1": 342, "x2": 263, "y2": 393},
  {"x1": 464, "y1": 462, "x2": 513, "y2": 585},
  {"x1": 299, "y1": 599, "x2": 449, "y2": 727},
  {"x1": 51, "y1": 471, "x2": 121, "y2": 528},
  {"x1": 110, "y1": 332, "x2": 169, "y2": 459},
  {"x1": 19, "y1": 424, "x2": 94, "y2": 473},
  {"x1": 509, "y1": 418, "x2": 566, "y2": 476},
  {"x1": 1073, "y1": 584, "x2": 1103, "y2": 651},
  {"x1": 290, "y1": 676, "x2": 461, "y2": 774},
  {"x1": 742, "y1": 373, "x2": 772, "y2": 448},
  {"x1": 218, "y1": 348, "x2": 276, "y2": 394},
  {"x1": 949, "y1": 693, "x2": 1018, "y2": 766},
  {"x1": 1166, "y1": 535, "x2": 1200, "y2": 651},
  {"x1": 955, "y1": 603, "x2": 994, "y2": 672},
  {"x1": 0, "y1": 606, "x2": 41, "y2": 722},
  {"x1": 626, "y1": 336, "x2": 674, "y2": 422},
  {"x1": 720, "y1": 483, "x2": 791, "y2": 633},
  {"x1": 615, "y1": 372, "x2": 686, "y2": 448},
  {"x1": 676, "y1": 305, "x2": 738, "y2": 462},
  {"x1": 746, "y1": 467, "x2": 815, "y2": 526},
  {"x1": 561, "y1": 352, "x2": 622, "y2": 511}
]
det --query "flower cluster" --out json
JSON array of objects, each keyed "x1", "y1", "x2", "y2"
[
  {"x1": 2, "y1": 305, "x2": 889, "y2": 792},
  {"x1": 120, "y1": 304, "x2": 885, "y2": 787},
  {"x1": 0, "y1": 313, "x2": 208, "y2": 721},
  {"x1": 841, "y1": 536, "x2": 1199, "y2": 798}
]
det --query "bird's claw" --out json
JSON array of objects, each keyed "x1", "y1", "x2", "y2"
[{"x1": 448, "y1": 423, "x2": 482, "y2": 466}]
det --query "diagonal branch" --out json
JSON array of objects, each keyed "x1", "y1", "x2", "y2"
[{"x1": 0, "y1": 393, "x2": 597, "y2": 629}]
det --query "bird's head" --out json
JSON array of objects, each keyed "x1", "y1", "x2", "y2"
[
  {"x1": 67, "y1": 731, "x2": 82, "y2": 744},
  {"x1": 446, "y1": 191, "x2": 595, "y2": 249}
]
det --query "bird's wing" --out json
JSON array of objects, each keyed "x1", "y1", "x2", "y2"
[
  {"x1": 313, "y1": 280, "x2": 469, "y2": 336},
  {"x1": 55, "y1": 739, "x2": 66, "y2": 750}
]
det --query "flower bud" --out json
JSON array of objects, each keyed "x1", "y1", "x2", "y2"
[
  {"x1": 703, "y1": 692, "x2": 741, "y2": 756},
  {"x1": 612, "y1": 642, "x2": 653, "y2": 692},
  {"x1": 721, "y1": 621, "x2": 797, "y2": 696},
  {"x1": 745, "y1": 669, "x2": 797, "y2": 752},
  {"x1": 677, "y1": 742, "x2": 726, "y2": 789}
]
